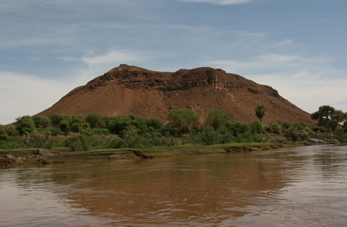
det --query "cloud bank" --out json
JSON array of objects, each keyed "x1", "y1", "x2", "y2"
[
  {"x1": 205, "y1": 53, "x2": 347, "y2": 113},
  {"x1": 0, "y1": 72, "x2": 76, "y2": 124},
  {"x1": 180, "y1": 0, "x2": 254, "y2": 5}
]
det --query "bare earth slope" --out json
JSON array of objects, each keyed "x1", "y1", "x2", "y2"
[{"x1": 38, "y1": 64, "x2": 313, "y2": 124}]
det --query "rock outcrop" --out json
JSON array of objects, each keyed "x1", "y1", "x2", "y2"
[{"x1": 38, "y1": 64, "x2": 314, "y2": 124}]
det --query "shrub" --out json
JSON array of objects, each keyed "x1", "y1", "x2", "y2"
[
  {"x1": 59, "y1": 119, "x2": 71, "y2": 135},
  {"x1": 15, "y1": 116, "x2": 36, "y2": 135},
  {"x1": 206, "y1": 109, "x2": 230, "y2": 131},
  {"x1": 146, "y1": 117, "x2": 164, "y2": 131},
  {"x1": 168, "y1": 108, "x2": 200, "y2": 134},
  {"x1": 64, "y1": 135, "x2": 89, "y2": 151},
  {"x1": 70, "y1": 116, "x2": 90, "y2": 133},
  {"x1": 121, "y1": 126, "x2": 141, "y2": 148},
  {"x1": 48, "y1": 127, "x2": 62, "y2": 136},
  {"x1": 87, "y1": 128, "x2": 110, "y2": 135},
  {"x1": 0, "y1": 124, "x2": 17, "y2": 140},
  {"x1": 85, "y1": 113, "x2": 105, "y2": 128},
  {"x1": 267, "y1": 122, "x2": 282, "y2": 134},
  {"x1": 249, "y1": 121, "x2": 264, "y2": 134},
  {"x1": 284, "y1": 123, "x2": 312, "y2": 143},
  {"x1": 33, "y1": 115, "x2": 51, "y2": 128},
  {"x1": 48, "y1": 114, "x2": 64, "y2": 127},
  {"x1": 107, "y1": 114, "x2": 147, "y2": 135},
  {"x1": 23, "y1": 132, "x2": 53, "y2": 149},
  {"x1": 230, "y1": 122, "x2": 250, "y2": 137},
  {"x1": 193, "y1": 127, "x2": 220, "y2": 145},
  {"x1": 220, "y1": 132, "x2": 235, "y2": 144},
  {"x1": 107, "y1": 137, "x2": 124, "y2": 148}
]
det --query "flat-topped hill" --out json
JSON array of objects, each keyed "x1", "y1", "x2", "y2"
[{"x1": 38, "y1": 64, "x2": 313, "y2": 124}]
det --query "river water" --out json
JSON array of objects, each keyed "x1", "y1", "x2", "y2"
[{"x1": 1, "y1": 145, "x2": 347, "y2": 227}]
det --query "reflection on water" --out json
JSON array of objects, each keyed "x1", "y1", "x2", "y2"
[{"x1": 1, "y1": 145, "x2": 347, "y2": 226}]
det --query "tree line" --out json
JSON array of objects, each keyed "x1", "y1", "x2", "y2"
[{"x1": 0, "y1": 105, "x2": 346, "y2": 151}]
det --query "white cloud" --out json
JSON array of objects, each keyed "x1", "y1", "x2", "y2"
[
  {"x1": 56, "y1": 56, "x2": 80, "y2": 62},
  {"x1": 0, "y1": 48, "x2": 151, "y2": 124},
  {"x1": 0, "y1": 72, "x2": 80, "y2": 125},
  {"x1": 205, "y1": 54, "x2": 347, "y2": 113},
  {"x1": 253, "y1": 73, "x2": 347, "y2": 113},
  {"x1": 180, "y1": 0, "x2": 254, "y2": 5},
  {"x1": 81, "y1": 50, "x2": 147, "y2": 66},
  {"x1": 275, "y1": 39, "x2": 294, "y2": 46}
]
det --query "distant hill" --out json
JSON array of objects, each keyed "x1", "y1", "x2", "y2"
[{"x1": 38, "y1": 64, "x2": 313, "y2": 124}]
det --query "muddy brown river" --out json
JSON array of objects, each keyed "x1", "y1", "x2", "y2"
[{"x1": 1, "y1": 145, "x2": 347, "y2": 227}]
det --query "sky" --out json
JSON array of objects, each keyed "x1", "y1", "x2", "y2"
[{"x1": 1, "y1": 0, "x2": 347, "y2": 124}]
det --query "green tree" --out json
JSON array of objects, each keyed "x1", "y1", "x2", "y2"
[
  {"x1": 32, "y1": 115, "x2": 51, "y2": 128},
  {"x1": 121, "y1": 125, "x2": 141, "y2": 148},
  {"x1": 48, "y1": 114, "x2": 64, "y2": 127},
  {"x1": 168, "y1": 108, "x2": 200, "y2": 133},
  {"x1": 85, "y1": 113, "x2": 105, "y2": 128},
  {"x1": 107, "y1": 114, "x2": 147, "y2": 135},
  {"x1": 64, "y1": 134, "x2": 89, "y2": 151},
  {"x1": 206, "y1": 109, "x2": 229, "y2": 131},
  {"x1": 330, "y1": 110, "x2": 346, "y2": 131},
  {"x1": 266, "y1": 122, "x2": 282, "y2": 134},
  {"x1": 70, "y1": 116, "x2": 90, "y2": 133},
  {"x1": 255, "y1": 105, "x2": 265, "y2": 123},
  {"x1": 196, "y1": 127, "x2": 220, "y2": 145},
  {"x1": 59, "y1": 119, "x2": 71, "y2": 135},
  {"x1": 311, "y1": 105, "x2": 345, "y2": 131},
  {"x1": 0, "y1": 124, "x2": 17, "y2": 140},
  {"x1": 146, "y1": 117, "x2": 164, "y2": 131},
  {"x1": 15, "y1": 116, "x2": 36, "y2": 135},
  {"x1": 249, "y1": 121, "x2": 264, "y2": 134},
  {"x1": 284, "y1": 123, "x2": 312, "y2": 143},
  {"x1": 229, "y1": 122, "x2": 250, "y2": 137}
]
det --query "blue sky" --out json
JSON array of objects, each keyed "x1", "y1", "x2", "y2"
[{"x1": 1, "y1": 0, "x2": 347, "y2": 124}]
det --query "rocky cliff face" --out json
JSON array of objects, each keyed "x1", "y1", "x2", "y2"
[{"x1": 38, "y1": 64, "x2": 313, "y2": 124}]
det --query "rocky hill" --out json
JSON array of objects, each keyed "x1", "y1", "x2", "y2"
[{"x1": 38, "y1": 64, "x2": 313, "y2": 124}]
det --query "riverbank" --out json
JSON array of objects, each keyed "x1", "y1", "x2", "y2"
[{"x1": 0, "y1": 141, "x2": 310, "y2": 168}]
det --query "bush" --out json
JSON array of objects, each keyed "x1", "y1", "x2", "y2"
[
  {"x1": 146, "y1": 117, "x2": 164, "y2": 131},
  {"x1": 206, "y1": 109, "x2": 229, "y2": 131},
  {"x1": 193, "y1": 127, "x2": 220, "y2": 145},
  {"x1": 235, "y1": 132, "x2": 266, "y2": 143},
  {"x1": 85, "y1": 113, "x2": 105, "y2": 128},
  {"x1": 15, "y1": 116, "x2": 36, "y2": 135},
  {"x1": 168, "y1": 108, "x2": 200, "y2": 134},
  {"x1": 70, "y1": 116, "x2": 90, "y2": 133},
  {"x1": 284, "y1": 123, "x2": 312, "y2": 143},
  {"x1": 230, "y1": 122, "x2": 250, "y2": 137},
  {"x1": 107, "y1": 137, "x2": 124, "y2": 148},
  {"x1": 59, "y1": 119, "x2": 71, "y2": 135},
  {"x1": 121, "y1": 126, "x2": 141, "y2": 148},
  {"x1": 23, "y1": 132, "x2": 53, "y2": 149},
  {"x1": 0, "y1": 124, "x2": 17, "y2": 140},
  {"x1": 48, "y1": 127, "x2": 62, "y2": 136},
  {"x1": 220, "y1": 132, "x2": 235, "y2": 144},
  {"x1": 48, "y1": 114, "x2": 64, "y2": 127},
  {"x1": 334, "y1": 128, "x2": 347, "y2": 142},
  {"x1": 33, "y1": 116, "x2": 51, "y2": 128},
  {"x1": 107, "y1": 114, "x2": 147, "y2": 135},
  {"x1": 64, "y1": 135, "x2": 89, "y2": 151},
  {"x1": 249, "y1": 121, "x2": 264, "y2": 134},
  {"x1": 87, "y1": 128, "x2": 110, "y2": 135},
  {"x1": 267, "y1": 122, "x2": 282, "y2": 134},
  {"x1": 0, "y1": 137, "x2": 25, "y2": 149}
]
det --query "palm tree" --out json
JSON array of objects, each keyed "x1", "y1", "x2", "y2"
[{"x1": 255, "y1": 105, "x2": 265, "y2": 123}]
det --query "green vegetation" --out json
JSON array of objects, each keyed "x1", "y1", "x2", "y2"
[
  {"x1": 311, "y1": 105, "x2": 347, "y2": 132},
  {"x1": 168, "y1": 108, "x2": 200, "y2": 134},
  {"x1": 255, "y1": 105, "x2": 265, "y2": 123},
  {"x1": 1, "y1": 105, "x2": 346, "y2": 153}
]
